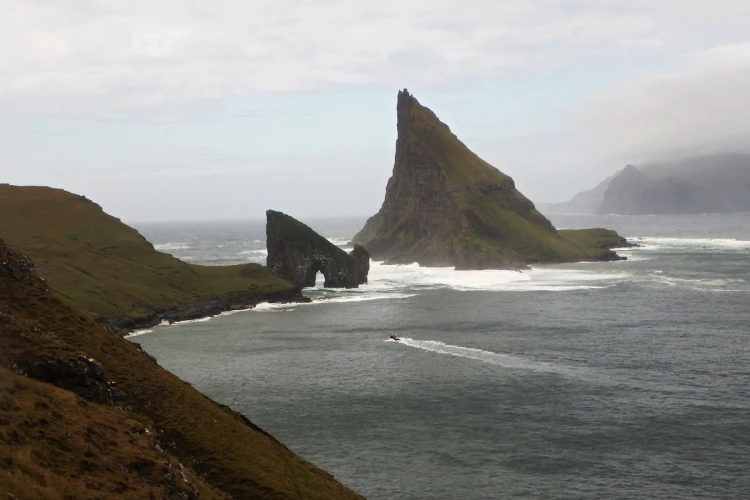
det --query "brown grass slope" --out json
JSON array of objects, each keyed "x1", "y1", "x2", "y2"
[
  {"x1": 0, "y1": 184, "x2": 299, "y2": 332},
  {"x1": 0, "y1": 239, "x2": 365, "y2": 499},
  {"x1": 353, "y1": 90, "x2": 628, "y2": 269},
  {"x1": 0, "y1": 368, "x2": 229, "y2": 499}
]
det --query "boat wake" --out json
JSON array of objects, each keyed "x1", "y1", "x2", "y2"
[{"x1": 387, "y1": 337, "x2": 575, "y2": 374}]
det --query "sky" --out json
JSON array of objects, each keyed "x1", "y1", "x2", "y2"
[{"x1": 2, "y1": 1, "x2": 750, "y2": 222}]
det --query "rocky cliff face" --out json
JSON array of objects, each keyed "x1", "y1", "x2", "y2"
[
  {"x1": 353, "y1": 90, "x2": 625, "y2": 269},
  {"x1": 266, "y1": 210, "x2": 370, "y2": 288}
]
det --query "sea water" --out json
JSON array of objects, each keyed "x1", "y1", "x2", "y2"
[{"x1": 132, "y1": 213, "x2": 750, "y2": 500}]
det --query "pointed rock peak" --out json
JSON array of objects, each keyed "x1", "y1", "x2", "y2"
[
  {"x1": 619, "y1": 164, "x2": 647, "y2": 179},
  {"x1": 397, "y1": 88, "x2": 416, "y2": 105},
  {"x1": 397, "y1": 88, "x2": 419, "y2": 121}
]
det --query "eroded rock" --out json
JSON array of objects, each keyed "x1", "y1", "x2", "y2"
[{"x1": 266, "y1": 210, "x2": 369, "y2": 288}]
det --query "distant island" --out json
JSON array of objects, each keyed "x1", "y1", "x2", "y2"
[
  {"x1": 352, "y1": 90, "x2": 630, "y2": 269},
  {"x1": 548, "y1": 154, "x2": 750, "y2": 215}
]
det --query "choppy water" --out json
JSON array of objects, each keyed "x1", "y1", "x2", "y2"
[{"x1": 132, "y1": 213, "x2": 750, "y2": 499}]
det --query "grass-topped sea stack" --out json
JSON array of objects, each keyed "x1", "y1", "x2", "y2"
[{"x1": 353, "y1": 90, "x2": 630, "y2": 269}]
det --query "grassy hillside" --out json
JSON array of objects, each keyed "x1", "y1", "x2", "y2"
[
  {"x1": 0, "y1": 237, "x2": 364, "y2": 499},
  {"x1": 0, "y1": 185, "x2": 296, "y2": 329},
  {"x1": 0, "y1": 368, "x2": 229, "y2": 499}
]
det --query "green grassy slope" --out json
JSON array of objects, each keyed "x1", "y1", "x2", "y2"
[
  {"x1": 0, "y1": 185, "x2": 296, "y2": 327},
  {"x1": 0, "y1": 238, "x2": 365, "y2": 499}
]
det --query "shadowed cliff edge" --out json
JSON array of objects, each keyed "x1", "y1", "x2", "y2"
[
  {"x1": 0, "y1": 237, "x2": 366, "y2": 499},
  {"x1": 353, "y1": 90, "x2": 631, "y2": 269}
]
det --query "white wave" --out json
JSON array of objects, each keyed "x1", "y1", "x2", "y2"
[
  {"x1": 154, "y1": 242, "x2": 191, "y2": 251},
  {"x1": 253, "y1": 240, "x2": 262, "y2": 243},
  {"x1": 363, "y1": 261, "x2": 628, "y2": 293},
  {"x1": 124, "y1": 328, "x2": 153, "y2": 338},
  {"x1": 252, "y1": 302, "x2": 301, "y2": 312},
  {"x1": 238, "y1": 249, "x2": 268, "y2": 256},
  {"x1": 251, "y1": 293, "x2": 417, "y2": 312},
  {"x1": 628, "y1": 236, "x2": 750, "y2": 250},
  {"x1": 327, "y1": 237, "x2": 351, "y2": 246},
  {"x1": 651, "y1": 274, "x2": 745, "y2": 287},
  {"x1": 388, "y1": 338, "x2": 571, "y2": 373},
  {"x1": 170, "y1": 317, "x2": 213, "y2": 326}
]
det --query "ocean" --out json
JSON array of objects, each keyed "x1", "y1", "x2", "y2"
[{"x1": 131, "y1": 213, "x2": 750, "y2": 500}]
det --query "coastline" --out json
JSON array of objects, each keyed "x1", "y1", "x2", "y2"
[{"x1": 101, "y1": 287, "x2": 311, "y2": 336}]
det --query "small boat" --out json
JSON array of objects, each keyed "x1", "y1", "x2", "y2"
[{"x1": 389, "y1": 334, "x2": 400, "y2": 341}]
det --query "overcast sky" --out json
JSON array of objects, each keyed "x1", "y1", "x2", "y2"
[{"x1": 2, "y1": 1, "x2": 749, "y2": 221}]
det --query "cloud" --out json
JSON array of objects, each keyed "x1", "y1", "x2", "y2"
[
  {"x1": 3, "y1": 0, "x2": 750, "y2": 117},
  {"x1": 578, "y1": 42, "x2": 750, "y2": 162}
]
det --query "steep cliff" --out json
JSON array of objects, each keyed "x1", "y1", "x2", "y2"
[
  {"x1": 353, "y1": 90, "x2": 626, "y2": 269},
  {"x1": 0, "y1": 237, "x2": 365, "y2": 499},
  {"x1": 267, "y1": 210, "x2": 370, "y2": 288}
]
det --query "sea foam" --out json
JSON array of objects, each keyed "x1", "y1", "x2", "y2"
[{"x1": 363, "y1": 262, "x2": 628, "y2": 293}]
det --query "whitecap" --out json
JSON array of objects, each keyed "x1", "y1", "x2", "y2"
[
  {"x1": 238, "y1": 249, "x2": 268, "y2": 256},
  {"x1": 154, "y1": 242, "x2": 191, "y2": 251},
  {"x1": 251, "y1": 293, "x2": 417, "y2": 312},
  {"x1": 124, "y1": 329, "x2": 153, "y2": 338},
  {"x1": 327, "y1": 237, "x2": 351, "y2": 246},
  {"x1": 169, "y1": 317, "x2": 213, "y2": 326},
  {"x1": 629, "y1": 237, "x2": 750, "y2": 250},
  {"x1": 363, "y1": 261, "x2": 628, "y2": 293}
]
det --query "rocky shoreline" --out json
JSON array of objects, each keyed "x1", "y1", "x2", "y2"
[{"x1": 100, "y1": 287, "x2": 311, "y2": 335}]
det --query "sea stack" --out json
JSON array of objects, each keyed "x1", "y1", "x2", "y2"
[
  {"x1": 266, "y1": 210, "x2": 370, "y2": 288},
  {"x1": 352, "y1": 89, "x2": 628, "y2": 269}
]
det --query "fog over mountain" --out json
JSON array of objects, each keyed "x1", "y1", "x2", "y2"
[
  {"x1": 578, "y1": 44, "x2": 750, "y2": 164},
  {"x1": 548, "y1": 154, "x2": 750, "y2": 215}
]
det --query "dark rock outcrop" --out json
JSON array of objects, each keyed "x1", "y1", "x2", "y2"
[
  {"x1": 352, "y1": 89, "x2": 627, "y2": 269},
  {"x1": 266, "y1": 210, "x2": 369, "y2": 288},
  {"x1": 19, "y1": 354, "x2": 125, "y2": 405}
]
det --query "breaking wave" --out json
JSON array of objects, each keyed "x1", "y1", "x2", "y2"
[
  {"x1": 628, "y1": 237, "x2": 750, "y2": 251},
  {"x1": 154, "y1": 242, "x2": 191, "y2": 251},
  {"x1": 364, "y1": 262, "x2": 628, "y2": 293}
]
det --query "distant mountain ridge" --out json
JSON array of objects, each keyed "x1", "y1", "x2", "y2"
[{"x1": 548, "y1": 154, "x2": 750, "y2": 215}]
